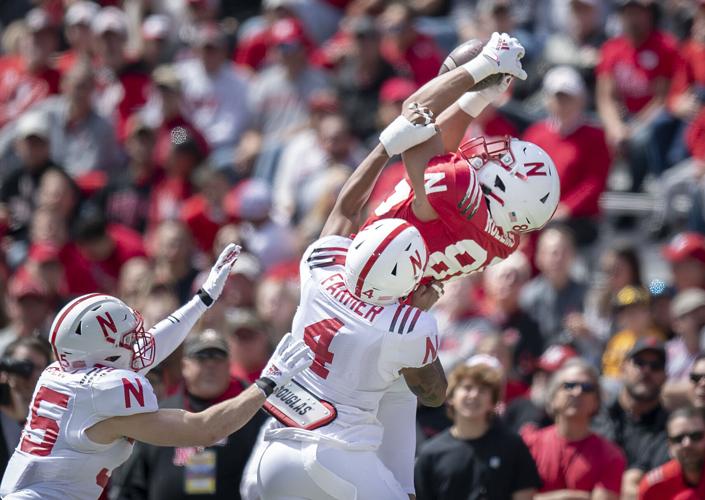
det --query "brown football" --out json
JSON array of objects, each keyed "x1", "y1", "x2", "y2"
[{"x1": 439, "y1": 39, "x2": 505, "y2": 91}]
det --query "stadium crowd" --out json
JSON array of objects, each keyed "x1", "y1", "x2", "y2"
[{"x1": 3, "y1": 0, "x2": 705, "y2": 498}]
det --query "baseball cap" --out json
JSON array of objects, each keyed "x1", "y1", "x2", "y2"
[
  {"x1": 65, "y1": 1, "x2": 100, "y2": 27},
  {"x1": 92, "y1": 7, "x2": 128, "y2": 36},
  {"x1": 16, "y1": 111, "x2": 50, "y2": 140},
  {"x1": 226, "y1": 309, "x2": 267, "y2": 340},
  {"x1": 142, "y1": 14, "x2": 170, "y2": 41},
  {"x1": 27, "y1": 243, "x2": 61, "y2": 264},
  {"x1": 543, "y1": 66, "x2": 586, "y2": 97},
  {"x1": 224, "y1": 179, "x2": 272, "y2": 221},
  {"x1": 8, "y1": 272, "x2": 48, "y2": 300},
  {"x1": 152, "y1": 65, "x2": 180, "y2": 91},
  {"x1": 192, "y1": 23, "x2": 226, "y2": 48},
  {"x1": 663, "y1": 232, "x2": 705, "y2": 265},
  {"x1": 379, "y1": 77, "x2": 418, "y2": 104},
  {"x1": 466, "y1": 354, "x2": 503, "y2": 373},
  {"x1": 613, "y1": 285, "x2": 650, "y2": 310},
  {"x1": 671, "y1": 288, "x2": 705, "y2": 318},
  {"x1": 184, "y1": 329, "x2": 229, "y2": 357},
  {"x1": 26, "y1": 8, "x2": 55, "y2": 32},
  {"x1": 537, "y1": 345, "x2": 578, "y2": 373},
  {"x1": 626, "y1": 337, "x2": 666, "y2": 363},
  {"x1": 269, "y1": 18, "x2": 307, "y2": 46}
]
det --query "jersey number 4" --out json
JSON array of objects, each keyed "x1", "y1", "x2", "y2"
[{"x1": 303, "y1": 318, "x2": 343, "y2": 379}]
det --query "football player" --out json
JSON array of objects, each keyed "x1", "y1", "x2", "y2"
[
  {"x1": 0, "y1": 244, "x2": 313, "y2": 500},
  {"x1": 367, "y1": 32, "x2": 561, "y2": 283}
]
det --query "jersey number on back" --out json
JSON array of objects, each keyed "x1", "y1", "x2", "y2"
[
  {"x1": 303, "y1": 318, "x2": 343, "y2": 379},
  {"x1": 19, "y1": 386, "x2": 70, "y2": 456}
]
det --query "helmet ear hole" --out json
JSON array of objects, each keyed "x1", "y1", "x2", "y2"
[{"x1": 105, "y1": 355, "x2": 121, "y2": 362}]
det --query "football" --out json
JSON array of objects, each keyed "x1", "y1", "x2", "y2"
[{"x1": 438, "y1": 39, "x2": 506, "y2": 91}]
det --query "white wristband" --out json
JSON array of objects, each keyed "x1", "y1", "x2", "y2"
[
  {"x1": 462, "y1": 55, "x2": 494, "y2": 85},
  {"x1": 379, "y1": 115, "x2": 437, "y2": 156},
  {"x1": 457, "y1": 92, "x2": 491, "y2": 118}
]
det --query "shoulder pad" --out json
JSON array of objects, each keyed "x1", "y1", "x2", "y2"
[{"x1": 91, "y1": 368, "x2": 158, "y2": 417}]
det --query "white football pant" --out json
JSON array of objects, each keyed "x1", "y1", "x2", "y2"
[{"x1": 257, "y1": 439, "x2": 408, "y2": 500}]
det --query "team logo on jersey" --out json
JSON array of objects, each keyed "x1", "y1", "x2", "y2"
[{"x1": 422, "y1": 335, "x2": 439, "y2": 364}]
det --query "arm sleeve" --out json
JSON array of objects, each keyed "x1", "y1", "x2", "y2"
[
  {"x1": 139, "y1": 295, "x2": 208, "y2": 376},
  {"x1": 376, "y1": 378, "x2": 417, "y2": 494}
]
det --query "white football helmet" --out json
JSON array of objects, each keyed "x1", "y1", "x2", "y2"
[
  {"x1": 459, "y1": 136, "x2": 560, "y2": 234},
  {"x1": 344, "y1": 218, "x2": 428, "y2": 306},
  {"x1": 50, "y1": 294, "x2": 155, "y2": 371}
]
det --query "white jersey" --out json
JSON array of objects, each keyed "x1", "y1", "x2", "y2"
[
  {"x1": 0, "y1": 362, "x2": 158, "y2": 500},
  {"x1": 267, "y1": 235, "x2": 439, "y2": 450}
]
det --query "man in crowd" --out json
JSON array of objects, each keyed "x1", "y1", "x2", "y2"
[{"x1": 414, "y1": 362, "x2": 541, "y2": 499}]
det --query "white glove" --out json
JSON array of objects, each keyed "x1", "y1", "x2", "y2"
[
  {"x1": 198, "y1": 243, "x2": 241, "y2": 307},
  {"x1": 256, "y1": 333, "x2": 313, "y2": 395},
  {"x1": 462, "y1": 32, "x2": 527, "y2": 83},
  {"x1": 379, "y1": 109, "x2": 437, "y2": 156},
  {"x1": 457, "y1": 74, "x2": 513, "y2": 117}
]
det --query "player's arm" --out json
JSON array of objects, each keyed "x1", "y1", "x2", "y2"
[
  {"x1": 142, "y1": 244, "x2": 240, "y2": 372},
  {"x1": 400, "y1": 358, "x2": 447, "y2": 407},
  {"x1": 88, "y1": 334, "x2": 312, "y2": 447}
]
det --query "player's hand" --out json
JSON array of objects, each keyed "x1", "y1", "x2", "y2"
[
  {"x1": 380, "y1": 103, "x2": 438, "y2": 156},
  {"x1": 463, "y1": 32, "x2": 527, "y2": 83},
  {"x1": 402, "y1": 102, "x2": 436, "y2": 126},
  {"x1": 458, "y1": 74, "x2": 513, "y2": 117},
  {"x1": 259, "y1": 333, "x2": 314, "y2": 388},
  {"x1": 410, "y1": 281, "x2": 444, "y2": 311},
  {"x1": 199, "y1": 243, "x2": 241, "y2": 306}
]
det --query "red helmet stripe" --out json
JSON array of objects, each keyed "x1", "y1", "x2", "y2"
[
  {"x1": 49, "y1": 293, "x2": 106, "y2": 368},
  {"x1": 354, "y1": 221, "x2": 412, "y2": 298}
]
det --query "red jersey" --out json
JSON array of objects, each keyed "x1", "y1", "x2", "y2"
[
  {"x1": 364, "y1": 153, "x2": 519, "y2": 283},
  {"x1": 639, "y1": 459, "x2": 705, "y2": 500},
  {"x1": 522, "y1": 425, "x2": 626, "y2": 494},
  {"x1": 597, "y1": 30, "x2": 679, "y2": 114}
]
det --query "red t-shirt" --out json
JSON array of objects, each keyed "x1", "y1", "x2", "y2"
[
  {"x1": 180, "y1": 194, "x2": 225, "y2": 254},
  {"x1": 523, "y1": 121, "x2": 611, "y2": 218},
  {"x1": 668, "y1": 39, "x2": 705, "y2": 106},
  {"x1": 380, "y1": 33, "x2": 443, "y2": 86},
  {"x1": 154, "y1": 115, "x2": 209, "y2": 167},
  {"x1": 0, "y1": 56, "x2": 61, "y2": 128},
  {"x1": 597, "y1": 30, "x2": 679, "y2": 114},
  {"x1": 522, "y1": 424, "x2": 626, "y2": 494},
  {"x1": 639, "y1": 459, "x2": 705, "y2": 500},
  {"x1": 363, "y1": 152, "x2": 520, "y2": 284}
]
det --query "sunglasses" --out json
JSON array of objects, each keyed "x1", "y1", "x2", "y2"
[
  {"x1": 668, "y1": 431, "x2": 705, "y2": 445},
  {"x1": 188, "y1": 349, "x2": 228, "y2": 362},
  {"x1": 632, "y1": 358, "x2": 665, "y2": 372},
  {"x1": 561, "y1": 381, "x2": 597, "y2": 393},
  {"x1": 690, "y1": 373, "x2": 705, "y2": 384}
]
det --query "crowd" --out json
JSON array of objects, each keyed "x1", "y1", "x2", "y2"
[{"x1": 2, "y1": 0, "x2": 705, "y2": 498}]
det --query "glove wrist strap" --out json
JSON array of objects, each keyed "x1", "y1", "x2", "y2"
[
  {"x1": 255, "y1": 377, "x2": 276, "y2": 397},
  {"x1": 196, "y1": 288, "x2": 214, "y2": 307}
]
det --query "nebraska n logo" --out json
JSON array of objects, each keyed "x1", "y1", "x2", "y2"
[
  {"x1": 409, "y1": 250, "x2": 424, "y2": 276},
  {"x1": 96, "y1": 312, "x2": 117, "y2": 344},
  {"x1": 524, "y1": 162, "x2": 547, "y2": 177}
]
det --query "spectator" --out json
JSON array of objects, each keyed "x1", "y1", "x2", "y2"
[
  {"x1": 479, "y1": 251, "x2": 544, "y2": 384},
  {"x1": 0, "y1": 337, "x2": 51, "y2": 478},
  {"x1": 148, "y1": 220, "x2": 199, "y2": 304},
  {"x1": 0, "y1": 8, "x2": 61, "y2": 129},
  {"x1": 596, "y1": 0, "x2": 679, "y2": 192},
  {"x1": 89, "y1": 117, "x2": 159, "y2": 233},
  {"x1": 602, "y1": 286, "x2": 665, "y2": 379},
  {"x1": 0, "y1": 110, "x2": 64, "y2": 243},
  {"x1": 474, "y1": 333, "x2": 530, "y2": 405},
  {"x1": 56, "y1": 1, "x2": 100, "y2": 75},
  {"x1": 175, "y1": 24, "x2": 250, "y2": 167},
  {"x1": 140, "y1": 15, "x2": 175, "y2": 73},
  {"x1": 72, "y1": 210, "x2": 147, "y2": 295},
  {"x1": 92, "y1": 7, "x2": 151, "y2": 141},
  {"x1": 226, "y1": 310, "x2": 273, "y2": 384},
  {"x1": 522, "y1": 359, "x2": 626, "y2": 499},
  {"x1": 255, "y1": 263, "x2": 300, "y2": 340},
  {"x1": 113, "y1": 329, "x2": 265, "y2": 500},
  {"x1": 25, "y1": 61, "x2": 121, "y2": 178},
  {"x1": 0, "y1": 272, "x2": 52, "y2": 355},
  {"x1": 225, "y1": 179, "x2": 297, "y2": 270},
  {"x1": 662, "y1": 232, "x2": 705, "y2": 291},
  {"x1": 273, "y1": 112, "x2": 366, "y2": 225},
  {"x1": 520, "y1": 224, "x2": 588, "y2": 347},
  {"x1": 593, "y1": 339, "x2": 671, "y2": 499},
  {"x1": 689, "y1": 354, "x2": 705, "y2": 412},
  {"x1": 667, "y1": 288, "x2": 705, "y2": 382},
  {"x1": 639, "y1": 406, "x2": 705, "y2": 499},
  {"x1": 35, "y1": 169, "x2": 81, "y2": 223},
  {"x1": 117, "y1": 257, "x2": 154, "y2": 311},
  {"x1": 523, "y1": 66, "x2": 611, "y2": 247},
  {"x1": 504, "y1": 344, "x2": 578, "y2": 434},
  {"x1": 332, "y1": 16, "x2": 397, "y2": 140},
  {"x1": 378, "y1": 1, "x2": 443, "y2": 86},
  {"x1": 180, "y1": 167, "x2": 230, "y2": 256},
  {"x1": 414, "y1": 363, "x2": 541, "y2": 500}
]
